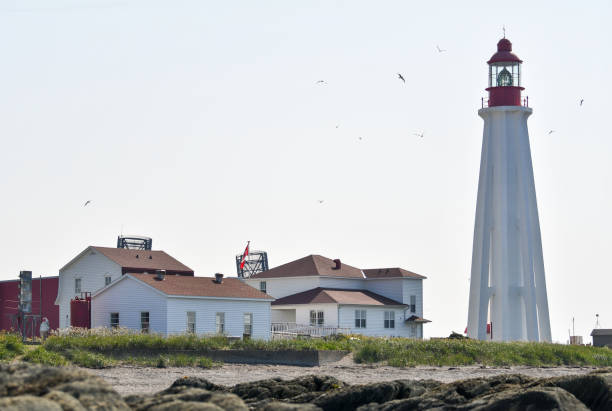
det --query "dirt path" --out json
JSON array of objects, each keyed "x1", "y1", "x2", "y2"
[{"x1": 86, "y1": 355, "x2": 598, "y2": 396}]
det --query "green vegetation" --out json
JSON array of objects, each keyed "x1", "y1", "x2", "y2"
[
  {"x1": 22, "y1": 346, "x2": 68, "y2": 366},
  {"x1": 352, "y1": 338, "x2": 612, "y2": 367},
  {"x1": 5, "y1": 330, "x2": 612, "y2": 368},
  {"x1": 0, "y1": 333, "x2": 25, "y2": 360}
]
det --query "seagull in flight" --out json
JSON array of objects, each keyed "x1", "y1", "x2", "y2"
[
  {"x1": 580, "y1": 99, "x2": 584, "y2": 106},
  {"x1": 83, "y1": 200, "x2": 91, "y2": 207},
  {"x1": 318, "y1": 200, "x2": 324, "y2": 204},
  {"x1": 397, "y1": 73, "x2": 405, "y2": 83},
  {"x1": 436, "y1": 45, "x2": 446, "y2": 53},
  {"x1": 548, "y1": 130, "x2": 555, "y2": 135},
  {"x1": 358, "y1": 137, "x2": 363, "y2": 141},
  {"x1": 315, "y1": 80, "x2": 326, "y2": 85},
  {"x1": 413, "y1": 131, "x2": 424, "y2": 138}
]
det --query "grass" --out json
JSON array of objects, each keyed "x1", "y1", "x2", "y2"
[
  {"x1": 5, "y1": 331, "x2": 612, "y2": 368},
  {"x1": 0, "y1": 333, "x2": 25, "y2": 360},
  {"x1": 352, "y1": 338, "x2": 612, "y2": 367},
  {"x1": 22, "y1": 346, "x2": 68, "y2": 366}
]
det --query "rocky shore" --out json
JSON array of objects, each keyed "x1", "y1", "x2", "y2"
[{"x1": 0, "y1": 362, "x2": 610, "y2": 410}]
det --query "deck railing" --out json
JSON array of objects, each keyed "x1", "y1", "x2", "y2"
[{"x1": 271, "y1": 322, "x2": 351, "y2": 339}]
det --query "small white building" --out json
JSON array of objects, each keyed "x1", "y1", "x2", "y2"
[
  {"x1": 92, "y1": 273, "x2": 273, "y2": 338},
  {"x1": 244, "y1": 255, "x2": 430, "y2": 338},
  {"x1": 55, "y1": 246, "x2": 194, "y2": 329}
]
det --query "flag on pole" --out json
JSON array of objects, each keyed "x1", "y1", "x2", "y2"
[{"x1": 240, "y1": 241, "x2": 250, "y2": 270}]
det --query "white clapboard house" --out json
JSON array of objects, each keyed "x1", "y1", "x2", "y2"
[
  {"x1": 92, "y1": 273, "x2": 273, "y2": 338},
  {"x1": 244, "y1": 255, "x2": 430, "y2": 338},
  {"x1": 55, "y1": 246, "x2": 195, "y2": 329}
]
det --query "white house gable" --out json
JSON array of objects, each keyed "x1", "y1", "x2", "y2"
[{"x1": 92, "y1": 276, "x2": 168, "y2": 334}]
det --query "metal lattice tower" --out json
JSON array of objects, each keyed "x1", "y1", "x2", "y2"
[
  {"x1": 236, "y1": 250, "x2": 269, "y2": 278},
  {"x1": 117, "y1": 235, "x2": 152, "y2": 250}
]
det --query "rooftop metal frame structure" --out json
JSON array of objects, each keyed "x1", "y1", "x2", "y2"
[
  {"x1": 117, "y1": 235, "x2": 153, "y2": 250},
  {"x1": 236, "y1": 250, "x2": 269, "y2": 278}
]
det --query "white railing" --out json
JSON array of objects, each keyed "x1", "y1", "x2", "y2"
[{"x1": 271, "y1": 322, "x2": 351, "y2": 338}]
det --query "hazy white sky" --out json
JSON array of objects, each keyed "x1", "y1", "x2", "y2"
[{"x1": 1, "y1": 0, "x2": 610, "y2": 343}]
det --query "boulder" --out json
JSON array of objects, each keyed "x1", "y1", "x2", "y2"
[{"x1": 0, "y1": 362, "x2": 128, "y2": 410}]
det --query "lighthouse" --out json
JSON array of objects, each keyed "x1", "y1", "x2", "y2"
[{"x1": 466, "y1": 38, "x2": 552, "y2": 342}]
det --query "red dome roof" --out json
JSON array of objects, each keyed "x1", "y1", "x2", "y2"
[{"x1": 487, "y1": 38, "x2": 522, "y2": 64}]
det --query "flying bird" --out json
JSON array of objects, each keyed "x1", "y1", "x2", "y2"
[
  {"x1": 335, "y1": 124, "x2": 339, "y2": 129},
  {"x1": 315, "y1": 80, "x2": 326, "y2": 84},
  {"x1": 83, "y1": 200, "x2": 91, "y2": 207},
  {"x1": 548, "y1": 130, "x2": 555, "y2": 135},
  {"x1": 397, "y1": 73, "x2": 405, "y2": 83},
  {"x1": 413, "y1": 132, "x2": 424, "y2": 138},
  {"x1": 580, "y1": 99, "x2": 584, "y2": 106},
  {"x1": 358, "y1": 137, "x2": 363, "y2": 141},
  {"x1": 436, "y1": 45, "x2": 446, "y2": 53},
  {"x1": 318, "y1": 200, "x2": 324, "y2": 204}
]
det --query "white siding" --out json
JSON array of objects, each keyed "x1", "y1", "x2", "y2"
[
  {"x1": 338, "y1": 305, "x2": 420, "y2": 338},
  {"x1": 57, "y1": 249, "x2": 122, "y2": 328},
  {"x1": 403, "y1": 279, "x2": 424, "y2": 316},
  {"x1": 272, "y1": 304, "x2": 338, "y2": 326},
  {"x1": 166, "y1": 297, "x2": 271, "y2": 340},
  {"x1": 364, "y1": 279, "x2": 405, "y2": 303},
  {"x1": 244, "y1": 277, "x2": 319, "y2": 298},
  {"x1": 271, "y1": 309, "x2": 296, "y2": 322},
  {"x1": 319, "y1": 278, "x2": 364, "y2": 290},
  {"x1": 92, "y1": 277, "x2": 167, "y2": 335}
]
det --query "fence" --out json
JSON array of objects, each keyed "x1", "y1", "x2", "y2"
[{"x1": 271, "y1": 322, "x2": 351, "y2": 339}]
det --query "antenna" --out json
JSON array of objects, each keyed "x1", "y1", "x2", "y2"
[
  {"x1": 502, "y1": 25, "x2": 506, "y2": 38},
  {"x1": 596, "y1": 313, "x2": 600, "y2": 328}
]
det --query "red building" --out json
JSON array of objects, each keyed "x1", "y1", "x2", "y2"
[{"x1": 0, "y1": 276, "x2": 59, "y2": 336}]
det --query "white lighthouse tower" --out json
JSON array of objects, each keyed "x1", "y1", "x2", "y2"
[{"x1": 467, "y1": 38, "x2": 552, "y2": 342}]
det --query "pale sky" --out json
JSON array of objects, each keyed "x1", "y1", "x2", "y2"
[{"x1": 1, "y1": 0, "x2": 610, "y2": 343}]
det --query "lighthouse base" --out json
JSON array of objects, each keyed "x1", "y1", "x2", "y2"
[{"x1": 467, "y1": 106, "x2": 551, "y2": 342}]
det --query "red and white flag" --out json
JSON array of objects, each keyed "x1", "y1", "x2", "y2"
[{"x1": 240, "y1": 241, "x2": 250, "y2": 270}]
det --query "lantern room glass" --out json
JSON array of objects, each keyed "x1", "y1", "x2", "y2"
[{"x1": 488, "y1": 62, "x2": 521, "y2": 87}]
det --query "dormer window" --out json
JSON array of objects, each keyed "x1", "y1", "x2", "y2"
[{"x1": 105, "y1": 276, "x2": 112, "y2": 286}]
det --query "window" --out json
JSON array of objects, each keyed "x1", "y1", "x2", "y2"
[
  {"x1": 110, "y1": 312, "x2": 119, "y2": 328},
  {"x1": 355, "y1": 310, "x2": 366, "y2": 328},
  {"x1": 410, "y1": 323, "x2": 417, "y2": 338},
  {"x1": 260, "y1": 281, "x2": 267, "y2": 293},
  {"x1": 141, "y1": 312, "x2": 150, "y2": 333},
  {"x1": 216, "y1": 312, "x2": 225, "y2": 334},
  {"x1": 384, "y1": 311, "x2": 395, "y2": 329},
  {"x1": 243, "y1": 313, "x2": 253, "y2": 339},
  {"x1": 410, "y1": 295, "x2": 416, "y2": 313},
  {"x1": 74, "y1": 278, "x2": 81, "y2": 294},
  {"x1": 187, "y1": 311, "x2": 196, "y2": 333},
  {"x1": 105, "y1": 276, "x2": 112, "y2": 286},
  {"x1": 310, "y1": 310, "x2": 324, "y2": 326}
]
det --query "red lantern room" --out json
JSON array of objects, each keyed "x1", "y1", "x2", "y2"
[{"x1": 486, "y1": 38, "x2": 524, "y2": 107}]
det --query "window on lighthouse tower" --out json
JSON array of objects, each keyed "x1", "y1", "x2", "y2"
[{"x1": 496, "y1": 67, "x2": 512, "y2": 86}]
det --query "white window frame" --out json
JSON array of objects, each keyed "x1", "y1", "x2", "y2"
[
  {"x1": 384, "y1": 311, "x2": 395, "y2": 329},
  {"x1": 260, "y1": 281, "x2": 267, "y2": 293},
  {"x1": 216, "y1": 312, "x2": 225, "y2": 334},
  {"x1": 141, "y1": 311, "x2": 150, "y2": 333},
  {"x1": 410, "y1": 323, "x2": 417, "y2": 338},
  {"x1": 74, "y1": 278, "x2": 82, "y2": 294},
  {"x1": 187, "y1": 311, "x2": 196, "y2": 334},
  {"x1": 310, "y1": 310, "x2": 324, "y2": 326},
  {"x1": 355, "y1": 310, "x2": 367, "y2": 328},
  {"x1": 243, "y1": 313, "x2": 253, "y2": 338},
  {"x1": 110, "y1": 312, "x2": 119, "y2": 328}
]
